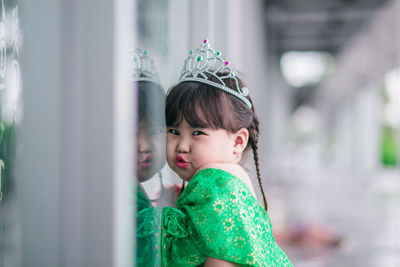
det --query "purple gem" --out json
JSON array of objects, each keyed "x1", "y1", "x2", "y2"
[{"x1": 224, "y1": 61, "x2": 229, "y2": 65}]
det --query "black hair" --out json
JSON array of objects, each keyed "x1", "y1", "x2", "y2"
[
  {"x1": 165, "y1": 75, "x2": 268, "y2": 210},
  {"x1": 137, "y1": 81, "x2": 165, "y2": 127}
]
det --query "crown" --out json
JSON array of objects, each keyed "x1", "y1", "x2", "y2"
[
  {"x1": 178, "y1": 39, "x2": 252, "y2": 109},
  {"x1": 129, "y1": 48, "x2": 161, "y2": 85}
]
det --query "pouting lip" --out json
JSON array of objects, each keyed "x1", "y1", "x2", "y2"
[
  {"x1": 138, "y1": 154, "x2": 152, "y2": 163},
  {"x1": 138, "y1": 161, "x2": 153, "y2": 168},
  {"x1": 176, "y1": 155, "x2": 187, "y2": 163},
  {"x1": 175, "y1": 155, "x2": 189, "y2": 168}
]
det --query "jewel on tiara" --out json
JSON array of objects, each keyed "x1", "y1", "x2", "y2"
[
  {"x1": 179, "y1": 39, "x2": 252, "y2": 109},
  {"x1": 129, "y1": 48, "x2": 161, "y2": 85}
]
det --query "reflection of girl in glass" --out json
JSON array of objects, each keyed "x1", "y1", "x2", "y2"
[
  {"x1": 137, "y1": 80, "x2": 166, "y2": 184},
  {"x1": 131, "y1": 48, "x2": 165, "y2": 267},
  {"x1": 161, "y1": 40, "x2": 293, "y2": 266},
  {"x1": 131, "y1": 48, "x2": 166, "y2": 204}
]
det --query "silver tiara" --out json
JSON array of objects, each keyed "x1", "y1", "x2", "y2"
[
  {"x1": 179, "y1": 40, "x2": 252, "y2": 109},
  {"x1": 129, "y1": 48, "x2": 161, "y2": 85}
]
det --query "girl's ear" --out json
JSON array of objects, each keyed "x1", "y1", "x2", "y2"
[{"x1": 233, "y1": 128, "x2": 249, "y2": 154}]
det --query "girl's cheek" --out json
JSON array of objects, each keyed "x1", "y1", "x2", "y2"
[{"x1": 166, "y1": 147, "x2": 175, "y2": 161}]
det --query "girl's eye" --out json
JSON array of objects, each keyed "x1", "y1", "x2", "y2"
[
  {"x1": 168, "y1": 129, "x2": 179, "y2": 135},
  {"x1": 192, "y1": 130, "x2": 205, "y2": 136}
]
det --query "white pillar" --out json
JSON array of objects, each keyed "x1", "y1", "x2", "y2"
[{"x1": 19, "y1": 0, "x2": 134, "y2": 266}]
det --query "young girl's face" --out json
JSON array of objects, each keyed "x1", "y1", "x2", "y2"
[
  {"x1": 137, "y1": 119, "x2": 166, "y2": 182},
  {"x1": 166, "y1": 118, "x2": 239, "y2": 181}
]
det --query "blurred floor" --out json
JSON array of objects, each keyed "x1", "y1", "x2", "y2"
[{"x1": 276, "y1": 168, "x2": 400, "y2": 267}]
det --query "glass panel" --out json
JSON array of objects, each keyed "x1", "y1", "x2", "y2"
[
  {"x1": 134, "y1": 1, "x2": 171, "y2": 265},
  {"x1": 0, "y1": 0, "x2": 21, "y2": 266},
  {"x1": 135, "y1": 0, "x2": 172, "y2": 205}
]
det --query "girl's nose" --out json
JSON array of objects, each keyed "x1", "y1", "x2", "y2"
[
  {"x1": 138, "y1": 132, "x2": 153, "y2": 153},
  {"x1": 176, "y1": 139, "x2": 190, "y2": 153}
]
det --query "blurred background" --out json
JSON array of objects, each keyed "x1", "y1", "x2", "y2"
[
  {"x1": 0, "y1": 0, "x2": 399, "y2": 266},
  {"x1": 139, "y1": 0, "x2": 400, "y2": 266}
]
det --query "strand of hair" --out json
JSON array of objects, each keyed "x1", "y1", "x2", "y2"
[{"x1": 252, "y1": 141, "x2": 268, "y2": 211}]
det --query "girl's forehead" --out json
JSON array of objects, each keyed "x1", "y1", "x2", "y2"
[
  {"x1": 171, "y1": 106, "x2": 208, "y2": 126},
  {"x1": 173, "y1": 118, "x2": 191, "y2": 128},
  {"x1": 172, "y1": 117, "x2": 202, "y2": 129}
]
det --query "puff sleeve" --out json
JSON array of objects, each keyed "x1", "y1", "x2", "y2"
[{"x1": 162, "y1": 168, "x2": 293, "y2": 267}]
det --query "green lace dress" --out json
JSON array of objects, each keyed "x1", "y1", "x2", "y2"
[
  {"x1": 161, "y1": 168, "x2": 293, "y2": 266},
  {"x1": 136, "y1": 187, "x2": 162, "y2": 267}
]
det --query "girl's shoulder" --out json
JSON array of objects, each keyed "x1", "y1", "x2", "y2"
[
  {"x1": 176, "y1": 165, "x2": 257, "y2": 210},
  {"x1": 195, "y1": 163, "x2": 256, "y2": 197},
  {"x1": 196, "y1": 163, "x2": 247, "y2": 179}
]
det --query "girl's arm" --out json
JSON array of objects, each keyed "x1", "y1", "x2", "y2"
[{"x1": 204, "y1": 257, "x2": 238, "y2": 267}]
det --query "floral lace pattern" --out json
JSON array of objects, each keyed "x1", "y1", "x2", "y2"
[
  {"x1": 136, "y1": 187, "x2": 162, "y2": 267},
  {"x1": 161, "y1": 168, "x2": 293, "y2": 267}
]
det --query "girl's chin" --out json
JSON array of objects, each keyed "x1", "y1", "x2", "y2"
[
  {"x1": 137, "y1": 169, "x2": 157, "y2": 182},
  {"x1": 137, "y1": 175, "x2": 152, "y2": 183},
  {"x1": 137, "y1": 161, "x2": 166, "y2": 181}
]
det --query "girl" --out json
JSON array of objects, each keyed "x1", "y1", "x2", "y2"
[{"x1": 161, "y1": 40, "x2": 293, "y2": 266}]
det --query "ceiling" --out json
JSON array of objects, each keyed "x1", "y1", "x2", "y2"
[{"x1": 265, "y1": 0, "x2": 389, "y2": 54}]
